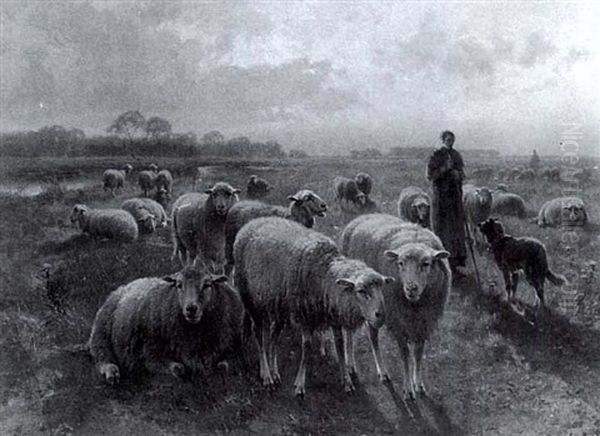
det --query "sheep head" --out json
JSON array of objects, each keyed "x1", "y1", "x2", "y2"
[
  {"x1": 163, "y1": 268, "x2": 229, "y2": 324},
  {"x1": 205, "y1": 182, "x2": 241, "y2": 216},
  {"x1": 411, "y1": 197, "x2": 430, "y2": 223},
  {"x1": 384, "y1": 244, "x2": 449, "y2": 303},
  {"x1": 335, "y1": 272, "x2": 392, "y2": 329},
  {"x1": 288, "y1": 190, "x2": 328, "y2": 226},
  {"x1": 69, "y1": 204, "x2": 89, "y2": 224},
  {"x1": 561, "y1": 200, "x2": 586, "y2": 224}
]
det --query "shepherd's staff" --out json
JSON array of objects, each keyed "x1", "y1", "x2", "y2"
[{"x1": 464, "y1": 220, "x2": 482, "y2": 289}]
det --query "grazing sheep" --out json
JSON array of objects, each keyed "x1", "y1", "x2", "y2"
[
  {"x1": 234, "y1": 217, "x2": 393, "y2": 397},
  {"x1": 171, "y1": 182, "x2": 240, "y2": 271},
  {"x1": 397, "y1": 186, "x2": 431, "y2": 228},
  {"x1": 470, "y1": 167, "x2": 494, "y2": 179},
  {"x1": 138, "y1": 169, "x2": 158, "y2": 197},
  {"x1": 355, "y1": 172, "x2": 373, "y2": 196},
  {"x1": 89, "y1": 267, "x2": 243, "y2": 384},
  {"x1": 70, "y1": 204, "x2": 138, "y2": 242},
  {"x1": 153, "y1": 186, "x2": 171, "y2": 210},
  {"x1": 122, "y1": 198, "x2": 168, "y2": 234},
  {"x1": 536, "y1": 197, "x2": 588, "y2": 227},
  {"x1": 491, "y1": 190, "x2": 527, "y2": 219},
  {"x1": 155, "y1": 169, "x2": 174, "y2": 194},
  {"x1": 224, "y1": 190, "x2": 327, "y2": 276},
  {"x1": 102, "y1": 164, "x2": 133, "y2": 196},
  {"x1": 334, "y1": 176, "x2": 366, "y2": 213},
  {"x1": 246, "y1": 175, "x2": 273, "y2": 199},
  {"x1": 541, "y1": 166, "x2": 561, "y2": 182},
  {"x1": 148, "y1": 163, "x2": 159, "y2": 172},
  {"x1": 340, "y1": 214, "x2": 450, "y2": 400},
  {"x1": 463, "y1": 184, "x2": 493, "y2": 248},
  {"x1": 507, "y1": 168, "x2": 523, "y2": 181},
  {"x1": 479, "y1": 218, "x2": 566, "y2": 311},
  {"x1": 516, "y1": 168, "x2": 535, "y2": 181}
]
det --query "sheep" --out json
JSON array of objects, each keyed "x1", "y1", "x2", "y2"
[
  {"x1": 463, "y1": 184, "x2": 493, "y2": 249},
  {"x1": 171, "y1": 182, "x2": 240, "y2": 271},
  {"x1": 89, "y1": 266, "x2": 243, "y2": 384},
  {"x1": 541, "y1": 166, "x2": 561, "y2": 182},
  {"x1": 334, "y1": 176, "x2": 366, "y2": 213},
  {"x1": 155, "y1": 169, "x2": 173, "y2": 194},
  {"x1": 69, "y1": 204, "x2": 138, "y2": 242},
  {"x1": 397, "y1": 186, "x2": 431, "y2": 228},
  {"x1": 506, "y1": 168, "x2": 523, "y2": 181},
  {"x1": 470, "y1": 167, "x2": 494, "y2": 180},
  {"x1": 491, "y1": 189, "x2": 527, "y2": 219},
  {"x1": 536, "y1": 196, "x2": 588, "y2": 227},
  {"x1": 138, "y1": 168, "x2": 158, "y2": 197},
  {"x1": 340, "y1": 214, "x2": 450, "y2": 400},
  {"x1": 355, "y1": 172, "x2": 373, "y2": 196},
  {"x1": 102, "y1": 164, "x2": 133, "y2": 196},
  {"x1": 153, "y1": 186, "x2": 171, "y2": 210},
  {"x1": 223, "y1": 189, "x2": 327, "y2": 277},
  {"x1": 246, "y1": 175, "x2": 273, "y2": 199},
  {"x1": 516, "y1": 168, "x2": 535, "y2": 181},
  {"x1": 121, "y1": 198, "x2": 168, "y2": 234},
  {"x1": 234, "y1": 217, "x2": 393, "y2": 397}
]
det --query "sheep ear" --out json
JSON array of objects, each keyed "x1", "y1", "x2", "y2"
[
  {"x1": 434, "y1": 250, "x2": 450, "y2": 260},
  {"x1": 384, "y1": 250, "x2": 399, "y2": 261},
  {"x1": 384, "y1": 276, "x2": 395, "y2": 284},
  {"x1": 288, "y1": 195, "x2": 301, "y2": 204},
  {"x1": 336, "y1": 278, "x2": 355, "y2": 291}
]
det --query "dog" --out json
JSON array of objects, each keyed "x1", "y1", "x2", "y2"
[{"x1": 478, "y1": 218, "x2": 567, "y2": 310}]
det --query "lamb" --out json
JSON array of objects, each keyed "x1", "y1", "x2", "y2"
[
  {"x1": 340, "y1": 214, "x2": 450, "y2": 400},
  {"x1": 397, "y1": 186, "x2": 431, "y2": 228},
  {"x1": 155, "y1": 169, "x2": 174, "y2": 194},
  {"x1": 246, "y1": 175, "x2": 273, "y2": 199},
  {"x1": 463, "y1": 184, "x2": 493, "y2": 248},
  {"x1": 334, "y1": 176, "x2": 367, "y2": 213},
  {"x1": 355, "y1": 172, "x2": 373, "y2": 196},
  {"x1": 536, "y1": 196, "x2": 588, "y2": 227},
  {"x1": 102, "y1": 164, "x2": 133, "y2": 196},
  {"x1": 70, "y1": 204, "x2": 138, "y2": 242},
  {"x1": 478, "y1": 218, "x2": 567, "y2": 311},
  {"x1": 234, "y1": 217, "x2": 393, "y2": 397},
  {"x1": 491, "y1": 189, "x2": 527, "y2": 219},
  {"x1": 171, "y1": 182, "x2": 240, "y2": 271},
  {"x1": 223, "y1": 189, "x2": 327, "y2": 276},
  {"x1": 89, "y1": 266, "x2": 243, "y2": 384},
  {"x1": 121, "y1": 198, "x2": 168, "y2": 234},
  {"x1": 138, "y1": 167, "x2": 158, "y2": 197}
]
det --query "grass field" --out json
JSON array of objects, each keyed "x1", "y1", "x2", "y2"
[{"x1": 1, "y1": 154, "x2": 599, "y2": 435}]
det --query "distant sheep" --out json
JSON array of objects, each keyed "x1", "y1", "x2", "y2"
[
  {"x1": 70, "y1": 204, "x2": 138, "y2": 242},
  {"x1": 536, "y1": 197, "x2": 587, "y2": 227},
  {"x1": 491, "y1": 189, "x2": 527, "y2": 219},
  {"x1": 507, "y1": 168, "x2": 524, "y2": 181},
  {"x1": 463, "y1": 184, "x2": 493, "y2": 247},
  {"x1": 541, "y1": 167, "x2": 561, "y2": 182},
  {"x1": 246, "y1": 175, "x2": 273, "y2": 199},
  {"x1": 397, "y1": 186, "x2": 431, "y2": 228},
  {"x1": 334, "y1": 176, "x2": 366, "y2": 213},
  {"x1": 470, "y1": 167, "x2": 494, "y2": 179},
  {"x1": 224, "y1": 190, "x2": 327, "y2": 276},
  {"x1": 171, "y1": 182, "x2": 240, "y2": 271},
  {"x1": 121, "y1": 198, "x2": 168, "y2": 234},
  {"x1": 340, "y1": 214, "x2": 450, "y2": 400},
  {"x1": 102, "y1": 164, "x2": 133, "y2": 196},
  {"x1": 138, "y1": 168, "x2": 158, "y2": 197},
  {"x1": 516, "y1": 168, "x2": 535, "y2": 181},
  {"x1": 89, "y1": 267, "x2": 243, "y2": 384},
  {"x1": 155, "y1": 169, "x2": 173, "y2": 194},
  {"x1": 355, "y1": 172, "x2": 373, "y2": 196},
  {"x1": 234, "y1": 217, "x2": 393, "y2": 397}
]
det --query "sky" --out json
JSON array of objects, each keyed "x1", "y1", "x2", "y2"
[{"x1": 1, "y1": 1, "x2": 598, "y2": 155}]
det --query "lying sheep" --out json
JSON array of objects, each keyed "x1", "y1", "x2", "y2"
[
  {"x1": 121, "y1": 198, "x2": 168, "y2": 234},
  {"x1": 153, "y1": 186, "x2": 171, "y2": 210},
  {"x1": 491, "y1": 189, "x2": 527, "y2": 219},
  {"x1": 355, "y1": 172, "x2": 373, "y2": 196},
  {"x1": 103, "y1": 164, "x2": 133, "y2": 196},
  {"x1": 89, "y1": 267, "x2": 243, "y2": 384},
  {"x1": 156, "y1": 169, "x2": 173, "y2": 194},
  {"x1": 463, "y1": 184, "x2": 493, "y2": 248},
  {"x1": 397, "y1": 186, "x2": 431, "y2": 228},
  {"x1": 334, "y1": 176, "x2": 366, "y2": 213},
  {"x1": 246, "y1": 175, "x2": 273, "y2": 199},
  {"x1": 171, "y1": 182, "x2": 240, "y2": 271},
  {"x1": 70, "y1": 204, "x2": 138, "y2": 242},
  {"x1": 224, "y1": 189, "x2": 327, "y2": 276},
  {"x1": 234, "y1": 217, "x2": 393, "y2": 397},
  {"x1": 340, "y1": 214, "x2": 450, "y2": 400},
  {"x1": 138, "y1": 168, "x2": 158, "y2": 197},
  {"x1": 536, "y1": 196, "x2": 588, "y2": 227}
]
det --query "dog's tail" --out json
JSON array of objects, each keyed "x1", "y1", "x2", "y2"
[{"x1": 547, "y1": 269, "x2": 567, "y2": 286}]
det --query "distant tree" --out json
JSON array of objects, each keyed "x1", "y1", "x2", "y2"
[
  {"x1": 38, "y1": 125, "x2": 71, "y2": 156},
  {"x1": 145, "y1": 116, "x2": 172, "y2": 139},
  {"x1": 68, "y1": 128, "x2": 85, "y2": 141},
  {"x1": 289, "y1": 149, "x2": 309, "y2": 158},
  {"x1": 107, "y1": 110, "x2": 146, "y2": 146},
  {"x1": 202, "y1": 130, "x2": 225, "y2": 146}
]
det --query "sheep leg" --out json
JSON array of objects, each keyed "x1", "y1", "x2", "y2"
[
  {"x1": 511, "y1": 271, "x2": 520, "y2": 299},
  {"x1": 367, "y1": 325, "x2": 390, "y2": 383},
  {"x1": 254, "y1": 318, "x2": 274, "y2": 388},
  {"x1": 396, "y1": 338, "x2": 415, "y2": 400},
  {"x1": 293, "y1": 328, "x2": 311, "y2": 398},
  {"x1": 343, "y1": 328, "x2": 358, "y2": 377},
  {"x1": 408, "y1": 341, "x2": 419, "y2": 396},
  {"x1": 502, "y1": 269, "x2": 513, "y2": 301},
  {"x1": 333, "y1": 327, "x2": 355, "y2": 394},
  {"x1": 414, "y1": 340, "x2": 427, "y2": 395},
  {"x1": 269, "y1": 319, "x2": 285, "y2": 385}
]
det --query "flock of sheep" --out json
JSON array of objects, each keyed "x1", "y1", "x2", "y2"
[{"x1": 71, "y1": 162, "x2": 589, "y2": 400}]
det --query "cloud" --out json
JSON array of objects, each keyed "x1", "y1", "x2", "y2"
[{"x1": 517, "y1": 31, "x2": 557, "y2": 68}]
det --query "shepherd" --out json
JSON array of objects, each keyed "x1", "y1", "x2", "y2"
[{"x1": 426, "y1": 130, "x2": 468, "y2": 278}]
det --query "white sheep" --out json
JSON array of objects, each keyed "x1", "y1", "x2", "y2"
[
  {"x1": 397, "y1": 186, "x2": 431, "y2": 228},
  {"x1": 138, "y1": 169, "x2": 158, "y2": 197},
  {"x1": 171, "y1": 182, "x2": 240, "y2": 271},
  {"x1": 536, "y1": 196, "x2": 588, "y2": 227},
  {"x1": 491, "y1": 189, "x2": 527, "y2": 219},
  {"x1": 102, "y1": 164, "x2": 133, "y2": 197},
  {"x1": 89, "y1": 266, "x2": 243, "y2": 384},
  {"x1": 463, "y1": 184, "x2": 493, "y2": 248},
  {"x1": 246, "y1": 175, "x2": 273, "y2": 199},
  {"x1": 355, "y1": 172, "x2": 373, "y2": 196},
  {"x1": 234, "y1": 217, "x2": 393, "y2": 397},
  {"x1": 69, "y1": 204, "x2": 138, "y2": 242},
  {"x1": 156, "y1": 169, "x2": 174, "y2": 194},
  {"x1": 340, "y1": 214, "x2": 450, "y2": 400},
  {"x1": 223, "y1": 189, "x2": 327, "y2": 276},
  {"x1": 121, "y1": 197, "x2": 168, "y2": 234}
]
